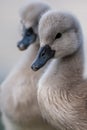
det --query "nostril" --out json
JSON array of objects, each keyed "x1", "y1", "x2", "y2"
[
  {"x1": 41, "y1": 52, "x2": 45, "y2": 57},
  {"x1": 41, "y1": 49, "x2": 46, "y2": 57}
]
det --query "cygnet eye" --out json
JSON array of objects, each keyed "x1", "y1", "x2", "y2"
[{"x1": 55, "y1": 33, "x2": 62, "y2": 39}]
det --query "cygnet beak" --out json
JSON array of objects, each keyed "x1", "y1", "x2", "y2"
[
  {"x1": 31, "y1": 45, "x2": 55, "y2": 71},
  {"x1": 17, "y1": 28, "x2": 37, "y2": 51}
]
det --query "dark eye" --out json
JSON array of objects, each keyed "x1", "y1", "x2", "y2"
[
  {"x1": 26, "y1": 27, "x2": 33, "y2": 36},
  {"x1": 55, "y1": 33, "x2": 62, "y2": 39}
]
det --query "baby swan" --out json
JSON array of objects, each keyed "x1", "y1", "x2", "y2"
[
  {"x1": 31, "y1": 11, "x2": 86, "y2": 130},
  {"x1": 1, "y1": 2, "x2": 55, "y2": 130}
]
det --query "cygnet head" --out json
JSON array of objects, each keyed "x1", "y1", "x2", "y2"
[
  {"x1": 31, "y1": 11, "x2": 83, "y2": 71},
  {"x1": 17, "y1": 1, "x2": 50, "y2": 50}
]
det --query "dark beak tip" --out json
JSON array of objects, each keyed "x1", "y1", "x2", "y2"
[
  {"x1": 17, "y1": 42, "x2": 27, "y2": 51},
  {"x1": 31, "y1": 64, "x2": 39, "y2": 71},
  {"x1": 17, "y1": 43, "x2": 20, "y2": 48}
]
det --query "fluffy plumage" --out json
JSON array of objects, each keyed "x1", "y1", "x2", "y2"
[
  {"x1": 32, "y1": 11, "x2": 87, "y2": 130},
  {"x1": 1, "y1": 2, "x2": 55, "y2": 130}
]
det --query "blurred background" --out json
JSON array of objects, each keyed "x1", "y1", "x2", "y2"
[{"x1": 0, "y1": 0, "x2": 87, "y2": 129}]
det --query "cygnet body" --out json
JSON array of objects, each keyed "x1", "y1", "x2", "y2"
[
  {"x1": 31, "y1": 11, "x2": 87, "y2": 130},
  {"x1": 1, "y1": 2, "x2": 55, "y2": 130}
]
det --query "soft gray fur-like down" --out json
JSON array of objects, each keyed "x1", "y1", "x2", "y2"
[
  {"x1": 32, "y1": 11, "x2": 87, "y2": 130},
  {"x1": 1, "y1": 2, "x2": 56, "y2": 130}
]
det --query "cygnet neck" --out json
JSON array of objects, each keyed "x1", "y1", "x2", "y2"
[
  {"x1": 43, "y1": 44, "x2": 84, "y2": 91},
  {"x1": 58, "y1": 44, "x2": 84, "y2": 87}
]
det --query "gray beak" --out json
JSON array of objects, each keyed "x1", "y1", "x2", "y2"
[
  {"x1": 17, "y1": 28, "x2": 37, "y2": 51},
  {"x1": 31, "y1": 45, "x2": 55, "y2": 71}
]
